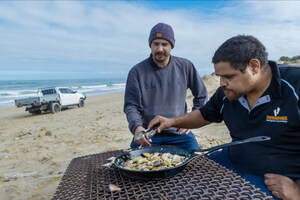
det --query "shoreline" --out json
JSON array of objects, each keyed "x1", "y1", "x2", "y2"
[
  {"x1": 0, "y1": 90, "x2": 126, "y2": 110},
  {"x1": 0, "y1": 74, "x2": 230, "y2": 200}
]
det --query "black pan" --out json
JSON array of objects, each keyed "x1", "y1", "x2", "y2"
[{"x1": 114, "y1": 136, "x2": 270, "y2": 181}]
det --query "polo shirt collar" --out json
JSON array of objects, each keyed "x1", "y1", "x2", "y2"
[
  {"x1": 238, "y1": 60, "x2": 283, "y2": 112},
  {"x1": 263, "y1": 60, "x2": 283, "y2": 99}
]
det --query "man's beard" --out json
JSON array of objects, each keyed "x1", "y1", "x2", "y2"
[
  {"x1": 154, "y1": 52, "x2": 168, "y2": 63},
  {"x1": 222, "y1": 87, "x2": 243, "y2": 101}
]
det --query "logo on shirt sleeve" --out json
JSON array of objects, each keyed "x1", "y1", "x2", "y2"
[{"x1": 266, "y1": 107, "x2": 288, "y2": 123}]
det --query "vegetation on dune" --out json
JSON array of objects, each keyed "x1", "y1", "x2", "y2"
[{"x1": 278, "y1": 55, "x2": 300, "y2": 64}]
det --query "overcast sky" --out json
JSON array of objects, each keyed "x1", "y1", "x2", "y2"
[{"x1": 1, "y1": 0, "x2": 300, "y2": 80}]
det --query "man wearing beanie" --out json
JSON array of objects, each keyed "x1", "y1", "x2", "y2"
[{"x1": 123, "y1": 23, "x2": 207, "y2": 153}]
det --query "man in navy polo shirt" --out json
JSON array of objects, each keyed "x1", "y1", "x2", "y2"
[{"x1": 149, "y1": 35, "x2": 300, "y2": 199}]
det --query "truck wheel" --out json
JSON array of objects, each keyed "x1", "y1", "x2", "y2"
[
  {"x1": 78, "y1": 99, "x2": 84, "y2": 108},
  {"x1": 33, "y1": 110, "x2": 42, "y2": 115},
  {"x1": 51, "y1": 103, "x2": 61, "y2": 114}
]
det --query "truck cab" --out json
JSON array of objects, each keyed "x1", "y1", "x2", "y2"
[{"x1": 58, "y1": 88, "x2": 82, "y2": 106}]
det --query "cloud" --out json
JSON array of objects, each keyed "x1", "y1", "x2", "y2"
[{"x1": 0, "y1": 1, "x2": 299, "y2": 80}]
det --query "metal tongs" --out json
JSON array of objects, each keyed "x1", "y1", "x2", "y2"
[{"x1": 135, "y1": 124, "x2": 160, "y2": 141}]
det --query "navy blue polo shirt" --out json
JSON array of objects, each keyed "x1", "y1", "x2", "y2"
[{"x1": 200, "y1": 61, "x2": 300, "y2": 180}]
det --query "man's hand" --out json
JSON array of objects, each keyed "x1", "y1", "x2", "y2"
[
  {"x1": 134, "y1": 126, "x2": 152, "y2": 147},
  {"x1": 148, "y1": 115, "x2": 174, "y2": 134},
  {"x1": 177, "y1": 128, "x2": 191, "y2": 134},
  {"x1": 264, "y1": 173, "x2": 300, "y2": 200}
]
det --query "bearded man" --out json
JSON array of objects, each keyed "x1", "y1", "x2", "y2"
[{"x1": 124, "y1": 23, "x2": 207, "y2": 153}]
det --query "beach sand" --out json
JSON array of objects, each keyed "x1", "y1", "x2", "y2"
[{"x1": 0, "y1": 74, "x2": 230, "y2": 200}]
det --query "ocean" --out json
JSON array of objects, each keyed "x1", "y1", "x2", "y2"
[{"x1": 0, "y1": 77, "x2": 127, "y2": 108}]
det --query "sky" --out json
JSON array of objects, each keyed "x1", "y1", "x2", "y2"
[{"x1": 0, "y1": 0, "x2": 300, "y2": 80}]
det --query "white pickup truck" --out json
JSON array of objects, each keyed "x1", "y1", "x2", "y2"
[{"x1": 15, "y1": 87, "x2": 86, "y2": 114}]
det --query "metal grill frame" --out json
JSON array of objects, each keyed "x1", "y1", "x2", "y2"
[{"x1": 52, "y1": 150, "x2": 273, "y2": 200}]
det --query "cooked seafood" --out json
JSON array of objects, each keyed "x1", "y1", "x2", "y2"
[
  {"x1": 108, "y1": 184, "x2": 121, "y2": 192},
  {"x1": 122, "y1": 152, "x2": 187, "y2": 171},
  {"x1": 102, "y1": 157, "x2": 116, "y2": 167}
]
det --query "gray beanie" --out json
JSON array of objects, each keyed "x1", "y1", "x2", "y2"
[{"x1": 148, "y1": 23, "x2": 175, "y2": 48}]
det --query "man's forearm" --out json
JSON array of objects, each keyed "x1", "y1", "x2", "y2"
[
  {"x1": 172, "y1": 110, "x2": 211, "y2": 129},
  {"x1": 192, "y1": 96, "x2": 207, "y2": 110},
  {"x1": 124, "y1": 107, "x2": 143, "y2": 134}
]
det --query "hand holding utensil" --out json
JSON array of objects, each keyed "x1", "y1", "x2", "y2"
[{"x1": 135, "y1": 124, "x2": 159, "y2": 141}]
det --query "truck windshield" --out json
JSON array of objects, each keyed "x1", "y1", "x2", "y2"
[{"x1": 59, "y1": 88, "x2": 75, "y2": 94}]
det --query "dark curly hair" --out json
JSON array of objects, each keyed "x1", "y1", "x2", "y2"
[{"x1": 212, "y1": 35, "x2": 268, "y2": 72}]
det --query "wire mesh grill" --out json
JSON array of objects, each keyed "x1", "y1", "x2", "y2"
[{"x1": 52, "y1": 150, "x2": 273, "y2": 200}]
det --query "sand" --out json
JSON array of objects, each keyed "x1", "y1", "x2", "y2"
[{"x1": 0, "y1": 74, "x2": 230, "y2": 200}]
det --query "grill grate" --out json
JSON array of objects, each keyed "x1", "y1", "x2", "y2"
[{"x1": 52, "y1": 150, "x2": 273, "y2": 200}]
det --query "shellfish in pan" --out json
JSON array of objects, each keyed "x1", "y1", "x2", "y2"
[{"x1": 123, "y1": 152, "x2": 187, "y2": 171}]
